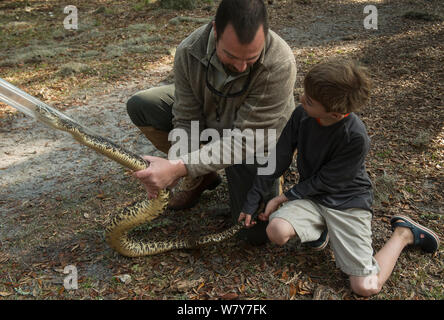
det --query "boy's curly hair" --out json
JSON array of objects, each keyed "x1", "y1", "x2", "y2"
[{"x1": 304, "y1": 59, "x2": 372, "y2": 113}]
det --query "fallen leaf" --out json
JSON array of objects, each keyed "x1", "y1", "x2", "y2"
[
  {"x1": 14, "y1": 287, "x2": 32, "y2": 296},
  {"x1": 289, "y1": 283, "x2": 297, "y2": 299},
  {"x1": 173, "y1": 278, "x2": 203, "y2": 292},
  {"x1": 197, "y1": 281, "x2": 205, "y2": 291},
  {"x1": 281, "y1": 270, "x2": 288, "y2": 281},
  {"x1": 220, "y1": 292, "x2": 238, "y2": 300},
  {"x1": 296, "y1": 280, "x2": 312, "y2": 295},
  {"x1": 0, "y1": 254, "x2": 9, "y2": 263},
  {"x1": 115, "y1": 274, "x2": 132, "y2": 284}
]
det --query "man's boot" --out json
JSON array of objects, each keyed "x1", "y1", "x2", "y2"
[
  {"x1": 138, "y1": 126, "x2": 171, "y2": 154},
  {"x1": 167, "y1": 172, "x2": 222, "y2": 210}
]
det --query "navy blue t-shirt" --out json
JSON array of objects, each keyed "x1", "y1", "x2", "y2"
[{"x1": 242, "y1": 105, "x2": 373, "y2": 215}]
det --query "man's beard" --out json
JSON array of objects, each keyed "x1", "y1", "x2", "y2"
[{"x1": 223, "y1": 63, "x2": 247, "y2": 76}]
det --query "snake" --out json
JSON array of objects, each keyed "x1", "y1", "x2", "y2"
[{"x1": 33, "y1": 104, "x2": 244, "y2": 257}]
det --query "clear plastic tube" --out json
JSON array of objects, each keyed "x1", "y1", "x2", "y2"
[{"x1": 0, "y1": 77, "x2": 75, "y2": 122}]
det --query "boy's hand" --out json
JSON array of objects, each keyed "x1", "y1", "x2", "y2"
[
  {"x1": 238, "y1": 202, "x2": 265, "y2": 228},
  {"x1": 258, "y1": 194, "x2": 288, "y2": 221},
  {"x1": 238, "y1": 212, "x2": 257, "y2": 228}
]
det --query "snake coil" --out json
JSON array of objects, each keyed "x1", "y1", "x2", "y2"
[{"x1": 34, "y1": 104, "x2": 243, "y2": 257}]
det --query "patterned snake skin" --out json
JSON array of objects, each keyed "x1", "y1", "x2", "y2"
[{"x1": 34, "y1": 104, "x2": 243, "y2": 257}]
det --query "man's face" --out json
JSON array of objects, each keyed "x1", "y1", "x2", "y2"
[{"x1": 213, "y1": 22, "x2": 265, "y2": 75}]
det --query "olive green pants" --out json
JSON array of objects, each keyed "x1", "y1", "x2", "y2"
[{"x1": 126, "y1": 84, "x2": 280, "y2": 245}]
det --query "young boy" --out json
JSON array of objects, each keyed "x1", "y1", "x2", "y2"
[{"x1": 238, "y1": 59, "x2": 440, "y2": 297}]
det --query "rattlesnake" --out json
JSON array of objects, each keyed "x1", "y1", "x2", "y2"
[{"x1": 34, "y1": 104, "x2": 243, "y2": 257}]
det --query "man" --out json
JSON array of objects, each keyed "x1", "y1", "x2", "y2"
[{"x1": 126, "y1": 0, "x2": 296, "y2": 244}]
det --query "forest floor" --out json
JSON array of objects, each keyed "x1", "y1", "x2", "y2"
[{"x1": 0, "y1": 0, "x2": 443, "y2": 300}]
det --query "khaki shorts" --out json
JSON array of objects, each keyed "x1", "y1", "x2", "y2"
[{"x1": 269, "y1": 199, "x2": 380, "y2": 277}]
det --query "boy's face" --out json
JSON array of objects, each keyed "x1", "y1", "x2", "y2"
[
  {"x1": 300, "y1": 94, "x2": 329, "y2": 118},
  {"x1": 301, "y1": 94, "x2": 346, "y2": 126}
]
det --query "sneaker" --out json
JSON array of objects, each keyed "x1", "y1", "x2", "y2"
[{"x1": 304, "y1": 229, "x2": 329, "y2": 251}]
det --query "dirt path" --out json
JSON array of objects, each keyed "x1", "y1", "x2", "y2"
[{"x1": 1, "y1": 76, "x2": 167, "y2": 205}]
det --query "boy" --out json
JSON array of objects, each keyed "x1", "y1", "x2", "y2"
[{"x1": 238, "y1": 59, "x2": 440, "y2": 297}]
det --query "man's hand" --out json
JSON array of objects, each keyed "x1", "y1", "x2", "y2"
[
  {"x1": 258, "y1": 194, "x2": 288, "y2": 221},
  {"x1": 132, "y1": 156, "x2": 187, "y2": 199}
]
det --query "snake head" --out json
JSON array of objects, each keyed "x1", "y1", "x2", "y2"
[
  {"x1": 34, "y1": 104, "x2": 63, "y2": 129},
  {"x1": 34, "y1": 103, "x2": 81, "y2": 132}
]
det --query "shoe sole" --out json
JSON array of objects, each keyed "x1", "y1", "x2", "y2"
[
  {"x1": 310, "y1": 233, "x2": 330, "y2": 251},
  {"x1": 391, "y1": 215, "x2": 440, "y2": 252}
]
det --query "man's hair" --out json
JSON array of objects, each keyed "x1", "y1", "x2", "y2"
[
  {"x1": 214, "y1": 0, "x2": 269, "y2": 44},
  {"x1": 304, "y1": 59, "x2": 372, "y2": 113}
]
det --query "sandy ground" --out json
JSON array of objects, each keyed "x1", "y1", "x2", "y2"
[{"x1": 0, "y1": 71, "x2": 171, "y2": 213}]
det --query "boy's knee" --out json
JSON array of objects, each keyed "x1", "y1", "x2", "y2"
[
  {"x1": 266, "y1": 220, "x2": 289, "y2": 246},
  {"x1": 350, "y1": 275, "x2": 382, "y2": 297}
]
